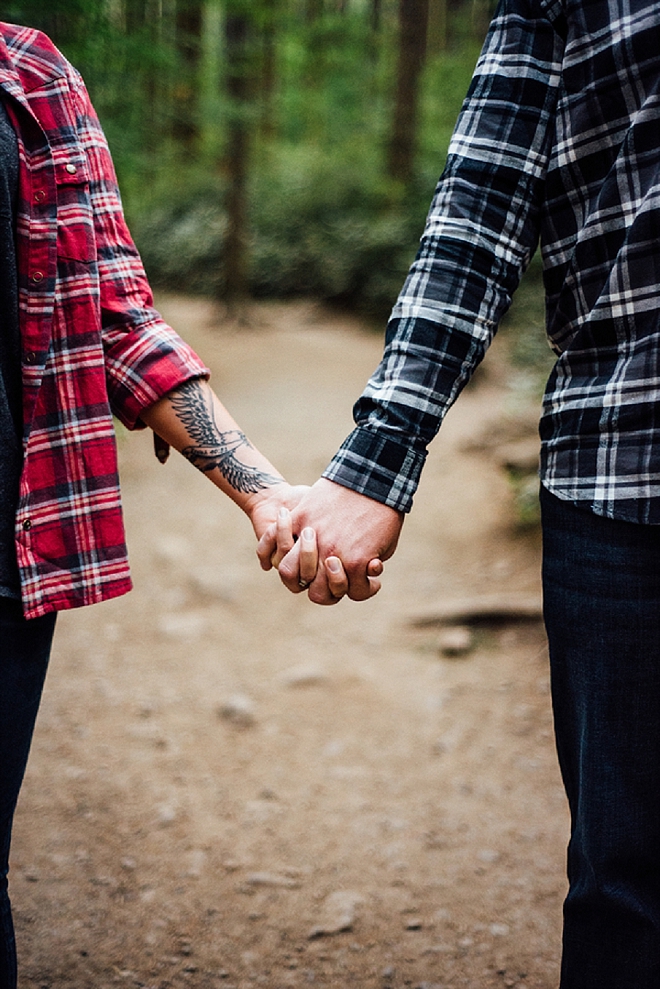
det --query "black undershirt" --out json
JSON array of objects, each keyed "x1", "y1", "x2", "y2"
[{"x1": 0, "y1": 99, "x2": 22, "y2": 599}]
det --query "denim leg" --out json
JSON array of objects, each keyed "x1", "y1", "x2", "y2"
[
  {"x1": 0, "y1": 599, "x2": 55, "y2": 989},
  {"x1": 541, "y1": 486, "x2": 660, "y2": 989}
]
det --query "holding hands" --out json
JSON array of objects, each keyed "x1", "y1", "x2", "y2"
[
  {"x1": 142, "y1": 380, "x2": 401, "y2": 606},
  {"x1": 257, "y1": 478, "x2": 403, "y2": 605}
]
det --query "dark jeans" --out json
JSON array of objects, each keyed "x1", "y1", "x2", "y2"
[
  {"x1": 0, "y1": 599, "x2": 55, "y2": 989},
  {"x1": 541, "y1": 486, "x2": 660, "y2": 989}
]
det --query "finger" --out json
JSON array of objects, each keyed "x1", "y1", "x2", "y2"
[
  {"x1": 299, "y1": 527, "x2": 318, "y2": 587},
  {"x1": 366, "y1": 575, "x2": 382, "y2": 597},
  {"x1": 308, "y1": 561, "x2": 380, "y2": 605},
  {"x1": 271, "y1": 507, "x2": 295, "y2": 570},
  {"x1": 278, "y1": 541, "x2": 308, "y2": 594},
  {"x1": 324, "y1": 556, "x2": 349, "y2": 599},
  {"x1": 256, "y1": 521, "x2": 278, "y2": 571},
  {"x1": 367, "y1": 558, "x2": 383, "y2": 578},
  {"x1": 345, "y1": 569, "x2": 375, "y2": 602}
]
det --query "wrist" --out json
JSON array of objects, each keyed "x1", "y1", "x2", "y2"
[{"x1": 241, "y1": 478, "x2": 287, "y2": 521}]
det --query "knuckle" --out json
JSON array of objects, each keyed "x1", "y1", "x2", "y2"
[
  {"x1": 278, "y1": 559, "x2": 294, "y2": 581},
  {"x1": 278, "y1": 570, "x2": 297, "y2": 590},
  {"x1": 308, "y1": 588, "x2": 331, "y2": 606}
]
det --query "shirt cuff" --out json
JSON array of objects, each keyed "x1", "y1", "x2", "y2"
[
  {"x1": 108, "y1": 336, "x2": 210, "y2": 431},
  {"x1": 322, "y1": 426, "x2": 427, "y2": 514}
]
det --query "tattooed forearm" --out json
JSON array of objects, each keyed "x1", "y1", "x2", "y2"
[{"x1": 170, "y1": 380, "x2": 281, "y2": 494}]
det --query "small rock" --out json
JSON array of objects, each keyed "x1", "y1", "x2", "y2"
[
  {"x1": 245, "y1": 871, "x2": 300, "y2": 889},
  {"x1": 155, "y1": 804, "x2": 177, "y2": 827},
  {"x1": 308, "y1": 891, "x2": 363, "y2": 938},
  {"x1": 218, "y1": 694, "x2": 256, "y2": 728},
  {"x1": 188, "y1": 566, "x2": 240, "y2": 602},
  {"x1": 438, "y1": 626, "x2": 473, "y2": 657},
  {"x1": 154, "y1": 535, "x2": 190, "y2": 564},
  {"x1": 183, "y1": 849, "x2": 207, "y2": 878},
  {"x1": 280, "y1": 663, "x2": 328, "y2": 688},
  {"x1": 405, "y1": 919, "x2": 423, "y2": 930},
  {"x1": 322, "y1": 739, "x2": 345, "y2": 757},
  {"x1": 91, "y1": 875, "x2": 115, "y2": 889},
  {"x1": 477, "y1": 849, "x2": 500, "y2": 863},
  {"x1": 103, "y1": 622, "x2": 121, "y2": 642},
  {"x1": 159, "y1": 612, "x2": 208, "y2": 639},
  {"x1": 490, "y1": 923, "x2": 510, "y2": 937}
]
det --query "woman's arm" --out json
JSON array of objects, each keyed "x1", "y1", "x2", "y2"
[{"x1": 142, "y1": 377, "x2": 298, "y2": 539}]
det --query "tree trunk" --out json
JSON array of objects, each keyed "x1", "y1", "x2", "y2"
[
  {"x1": 259, "y1": 0, "x2": 278, "y2": 140},
  {"x1": 471, "y1": 0, "x2": 493, "y2": 41},
  {"x1": 386, "y1": 0, "x2": 429, "y2": 183},
  {"x1": 223, "y1": 11, "x2": 252, "y2": 301},
  {"x1": 106, "y1": 0, "x2": 126, "y2": 31},
  {"x1": 125, "y1": 0, "x2": 149, "y2": 31},
  {"x1": 306, "y1": 0, "x2": 324, "y2": 23},
  {"x1": 174, "y1": 0, "x2": 203, "y2": 148},
  {"x1": 427, "y1": 0, "x2": 448, "y2": 54}
]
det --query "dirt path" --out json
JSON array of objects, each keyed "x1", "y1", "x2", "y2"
[{"x1": 12, "y1": 298, "x2": 567, "y2": 989}]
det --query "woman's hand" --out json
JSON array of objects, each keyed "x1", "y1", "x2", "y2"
[{"x1": 245, "y1": 482, "x2": 311, "y2": 542}]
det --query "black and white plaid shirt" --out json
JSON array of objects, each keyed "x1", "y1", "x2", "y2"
[{"x1": 325, "y1": 0, "x2": 660, "y2": 524}]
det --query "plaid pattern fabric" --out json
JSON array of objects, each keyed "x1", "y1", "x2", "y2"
[
  {"x1": 325, "y1": 0, "x2": 660, "y2": 524},
  {"x1": 0, "y1": 24, "x2": 208, "y2": 618}
]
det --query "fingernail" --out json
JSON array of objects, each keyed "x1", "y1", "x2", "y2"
[
  {"x1": 278, "y1": 507, "x2": 289, "y2": 519},
  {"x1": 326, "y1": 557, "x2": 341, "y2": 573},
  {"x1": 302, "y1": 527, "x2": 314, "y2": 541}
]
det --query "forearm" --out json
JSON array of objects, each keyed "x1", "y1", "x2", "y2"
[{"x1": 141, "y1": 377, "x2": 286, "y2": 517}]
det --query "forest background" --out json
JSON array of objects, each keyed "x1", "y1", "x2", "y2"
[{"x1": 0, "y1": 0, "x2": 547, "y2": 353}]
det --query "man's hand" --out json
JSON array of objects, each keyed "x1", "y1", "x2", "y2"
[{"x1": 257, "y1": 478, "x2": 403, "y2": 605}]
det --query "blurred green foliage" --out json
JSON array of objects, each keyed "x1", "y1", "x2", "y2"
[{"x1": 0, "y1": 1, "x2": 547, "y2": 332}]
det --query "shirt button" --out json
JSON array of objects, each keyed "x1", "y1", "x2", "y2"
[
  {"x1": 24, "y1": 351, "x2": 36, "y2": 365},
  {"x1": 34, "y1": 190, "x2": 46, "y2": 203},
  {"x1": 65, "y1": 163, "x2": 77, "y2": 174},
  {"x1": 22, "y1": 519, "x2": 32, "y2": 532},
  {"x1": 31, "y1": 271, "x2": 44, "y2": 283}
]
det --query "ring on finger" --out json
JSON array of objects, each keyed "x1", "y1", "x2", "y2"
[{"x1": 298, "y1": 579, "x2": 310, "y2": 589}]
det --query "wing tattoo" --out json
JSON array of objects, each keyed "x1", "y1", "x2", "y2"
[{"x1": 170, "y1": 380, "x2": 281, "y2": 494}]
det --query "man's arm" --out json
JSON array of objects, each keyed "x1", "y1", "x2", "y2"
[{"x1": 264, "y1": 0, "x2": 563, "y2": 602}]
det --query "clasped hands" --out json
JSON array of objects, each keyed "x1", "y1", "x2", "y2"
[{"x1": 254, "y1": 477, "x2": 404, "y2": 606}]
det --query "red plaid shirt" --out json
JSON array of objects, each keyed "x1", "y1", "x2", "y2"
[{"x1": 0, "y1": 24, "x2": 208, "y2": 619}]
